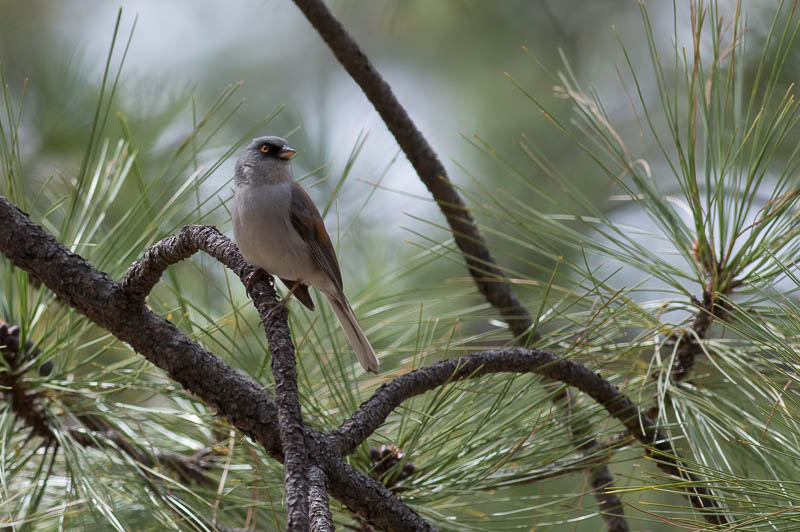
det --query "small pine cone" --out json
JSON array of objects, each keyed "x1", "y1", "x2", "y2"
[
  {"x1": 4, "y1": 325, "x2": 21, "y2": 353},
  {"x1": 369, "y1": 444, "x2": 415, "y2": 487},
  {"x1": 39, "y1": 360, "x2": 54, "y2": 377}
]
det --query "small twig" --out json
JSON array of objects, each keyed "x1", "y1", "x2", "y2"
[{"x1": 669, "y1": 290, "x2": 727, "y2": 381}]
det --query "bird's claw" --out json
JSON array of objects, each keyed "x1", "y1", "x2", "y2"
[{"x1": 244, "y1": 268, "x2": 270, "y2": 295}]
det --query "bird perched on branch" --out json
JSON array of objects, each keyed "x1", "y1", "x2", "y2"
[{"x1": 232, "y1": 136, "x2": 379, "y2": 374}]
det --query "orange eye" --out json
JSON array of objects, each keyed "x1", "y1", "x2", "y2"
[{"x1": 260, "y1": 145, "x2": 269, "y2": 153}]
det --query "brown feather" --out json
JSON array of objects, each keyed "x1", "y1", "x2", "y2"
[{"x1": 288, "y1": 182, "x2": 344, "y2": 290}]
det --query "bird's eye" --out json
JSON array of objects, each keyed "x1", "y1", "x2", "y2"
[{"x1": 260, "y1": 145, "x2": 270, "y2": 153}]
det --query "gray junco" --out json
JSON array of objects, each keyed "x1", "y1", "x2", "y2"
[{"x1": 232, "y1": 136, "x2": 379, "y2": 374}]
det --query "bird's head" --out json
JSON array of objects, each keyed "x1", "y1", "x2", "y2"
[{"x1": 235, "y1": 136, "x2": 297, "y2": 185}]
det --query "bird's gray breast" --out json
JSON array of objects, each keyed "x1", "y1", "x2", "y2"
[{"x1": 232, "y1": 181, "x2": 318, "y2": 281}]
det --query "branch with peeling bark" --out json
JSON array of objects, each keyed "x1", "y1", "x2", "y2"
[
  {"x1": 285, "y1": 0, "x2": 637, "y2": 526},
  {"x1": 0, "y1": 201, "x2": 429, "y2": 531},
  {"x1": 309, "y1": 466, "x2": 334, "y2": 532},
  {"x1": 0, "y1": 196, "x2": 728, "y2": 528}
]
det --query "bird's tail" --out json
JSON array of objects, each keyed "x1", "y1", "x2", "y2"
[{"x1": 324, "y1": 291, "x2": 379, "y2": 374}]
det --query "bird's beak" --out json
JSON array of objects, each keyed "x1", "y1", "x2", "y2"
[{"x1": 278, "y1": 145, "x2": 297, "y2": 160}]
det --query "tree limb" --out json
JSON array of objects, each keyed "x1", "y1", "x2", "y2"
[
  {"x1": 0, "y1": 198, "x2": 726, "y2": 526},
  {"x1": 287, "y1": 3, "x2": 634, "y2": 528},
  {"x1": 309, "y1": 466, "x2": 334, "y2": 532},
  {"x1": 291, "y1": 0, "x2": 533, "y2": 339},
  {"x1": 333, "y1": 348, "x2": 726, "y2": 524},
  {"x1": 0, "y1": 199, "x2": 431, "y2": 532}
]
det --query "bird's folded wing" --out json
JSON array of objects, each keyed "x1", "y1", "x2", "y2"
[{"x1": 288, "y1": 182, "x2": 344, "y2": 291}]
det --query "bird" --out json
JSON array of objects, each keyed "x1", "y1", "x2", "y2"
[{"x1": 232, "y1": 135, "x2": 379, "y2": 374}]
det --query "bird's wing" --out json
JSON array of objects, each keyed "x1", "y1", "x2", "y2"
[{"x1": 288, "y1": 182, "x2": 344, "y2": 291}]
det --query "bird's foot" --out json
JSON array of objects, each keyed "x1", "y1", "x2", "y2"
[{"x1": 244, "y1": 268, "x2": 270, "y2": 295}]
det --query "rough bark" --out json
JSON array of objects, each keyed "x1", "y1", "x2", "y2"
[
  {"x1": 309, "y1": 466, "x2": 334, "y2": 532},
  {"x1": 287, "y1": 2, "x2": 634, "y2": 527},
  {"x1": 0, "y1": 197, "x2": 727, "y2": 527}
]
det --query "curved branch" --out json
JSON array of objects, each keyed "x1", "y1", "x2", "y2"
[
  {"x1": 0, "y1": 200, "x2": 284, "y2": 458},
  {"x1": 124, "y1": 224, "x2": 312, "y2": 530},
  {"x1": 291, "y1": 0, "x2": 533, "y2": 339},
  {"x1": 333, "y1": 348, "x2": 726, "y2": 524},
  {"x1": 288, "y1": 6, "x2": 632, "y2": 528},
  {"x1": 333, "y1": 349, "x2": 643, "y2": 452},
  {"x1": 122, "y1": 225, "x2": 247, "y2": 301},
  {"x1": 0, "y1": 201, "x2": 430, "y2": 531}
]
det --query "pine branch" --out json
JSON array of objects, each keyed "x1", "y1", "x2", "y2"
[
  {"x1": 0, "y1": 201, "x2": 431, "y2": 532},
  {"x1": 0, "y1": 198, "x2": 728, "y2": 527},
  {"x1": 290, "y1": 0, "x2": 533, "y2": 339},
  {"x1": 334, "y1": 348, "x2": 726, "y2": 524},
  {"x1": 0, "y1": 319, "x2": 213, "y2": 484},
  {"x1": 288, "y1": 2, "x2": 633, "y2": 528},
  {"x1": 309, "y1": 466, "x2": 334, "y2": 532},
  {"x1": 669, "y1": 288, "x2": 732, "y2": 381},
  {"x1": 0, "y1": 321, "x2": 52, "y2": 442}
]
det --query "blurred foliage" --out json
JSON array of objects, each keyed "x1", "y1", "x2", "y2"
[{"x1": 3, "y1": 0, "x2": 800, "y2": 531}]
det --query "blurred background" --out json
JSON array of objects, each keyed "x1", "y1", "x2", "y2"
[
  {"x1": 0, "y1": 0, "x2": 776, "y2": 304},
  {"x1": 1, "y1": 1, "x2": 795, "y2": 530},
  {"x1": 0, "y1": 0, "x2": 669, "y2": 253}
]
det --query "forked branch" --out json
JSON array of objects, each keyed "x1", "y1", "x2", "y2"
[{"x1": 0, "y1": 198, "x2": 727, "y2": 527}]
